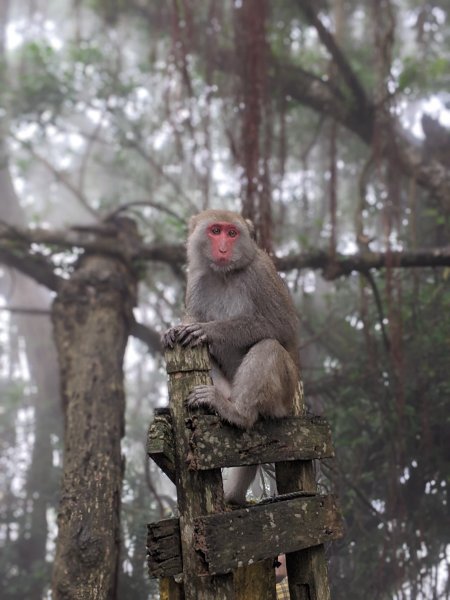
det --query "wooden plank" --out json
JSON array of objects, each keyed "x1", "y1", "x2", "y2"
[
  {"x1": 146, "y1": 493, "x2": 343, "y2": 579},
  {"x1": 147, "y1": 412, "x2": 334, "y2": 474},
  {"x1": 147, "y1": 410, "x2": 176, "y2": 483},
  {"x1": 276, "y1": 381, "x2": 338, "y2": 600},
  {"x1": 147, "y1": 518, "x2": 182, "y2": 578},
  {"x1": 194, "y1": 494, "x2": 343, "y2": 575},
  {"x1": 186, "y1": 414, "x2": 334, "y2": 469}
]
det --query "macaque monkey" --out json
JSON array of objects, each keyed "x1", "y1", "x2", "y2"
[{"x1": 163, "y1": 209, "x2": 299, "y2": 504}]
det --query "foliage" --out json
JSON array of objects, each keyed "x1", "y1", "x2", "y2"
[{"x1": 322, "y1": 271, "x2": 450, "y2": 598}]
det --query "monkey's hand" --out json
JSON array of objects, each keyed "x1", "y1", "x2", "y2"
[
  {"x1": 161, "y1": 325, "x2": 185, "y2": 349},
  {"x1": 175, "y1": 323, "x2": 208, "y2": 348}
]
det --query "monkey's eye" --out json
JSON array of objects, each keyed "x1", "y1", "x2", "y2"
[
  {"x1": 228, "y1": 229, "x2": 238, "y2": 238},
  {"x1": 211, "y1": 226, "x2": 221, "y2": 235}
]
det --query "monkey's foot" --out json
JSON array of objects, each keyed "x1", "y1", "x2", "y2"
[
  {"x1": 187, "y1": 385, "x2": 216, "y2": 409},
  {"x1": 176, "y1": 323, "x2": 208, "y2": 348}
]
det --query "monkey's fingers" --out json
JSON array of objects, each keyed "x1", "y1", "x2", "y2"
[
  {"x1": 177, "y1": 324, "x2": 207, "y2": 347},
  {"x1": 176, "y1": 323, "x2": 199, "y2": 340},
  {"x1": 161, "y1": 326, "x2": 180, "y2": 349},
  {"x1": 181, "y1": 333, "x2": 207, "y2": 347}
]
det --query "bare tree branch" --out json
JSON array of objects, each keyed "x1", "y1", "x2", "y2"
[
  {"x1": 106, "y1": 201, "x2": 185, "y2": 224},
  {"x1": 192, "y1": 35, "x2": 450, "y2": 208},
  {"x1": 0, "y1": 306, "x2": 51, "y2": 315},
  {"x1": 78, "y1": 116, "x2": 105, "y2": 198},
  {"x1": 130, "y1": 319, "x2": 162, "y2": 354},
  {"x1": 12, "y1": 136, "x2": 100, "y2": 220},
  {"x1": 297, "y1": 0, "x2": 368, "y2": 109},
  {"x1": 1, "y1": 223, "x2": 449, "y2": 289},
  {"x1": 0, "y1": 245, "x2": 60, "y2": 290},
  {"x1": 275, "y1": 246, "x2": 450, "y2": 278}
]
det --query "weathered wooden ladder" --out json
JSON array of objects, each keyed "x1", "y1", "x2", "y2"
[{"x1": 147, "y1": 345, "x2": 343, "y2": 600}]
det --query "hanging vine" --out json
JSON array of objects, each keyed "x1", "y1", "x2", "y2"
[{"x1": 233, "y1": 0, "x2": 273, "y2": 253}]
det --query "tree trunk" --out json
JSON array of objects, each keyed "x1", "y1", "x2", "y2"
[{"x1": 51, "y1": 250, "x2": 137, "y2": 600}]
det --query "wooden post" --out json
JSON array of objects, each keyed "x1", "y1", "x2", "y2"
[
  {"x1": 165, "y1": 345, "x2": 234, "y2": 600},
  {"x1": 234, "y1": 560, "x2": 276, "y2": 600},
  {"x1": 159, "y1": 577, "x2": 184, "y2": 600},
  {"x1": 276, "y1": 382, "x2": 332, "y2": 600}
]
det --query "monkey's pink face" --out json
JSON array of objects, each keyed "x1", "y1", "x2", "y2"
[{"x1": 207, "y1": 222, "x2": 240, "y2": 265}]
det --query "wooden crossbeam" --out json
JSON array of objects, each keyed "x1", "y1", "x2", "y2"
[
  {"x1": 147, "y1": 492, "x2": 343, "y2": 578},
  {"x1": 147, "y1": 413, "x2": 334, "y2": 479},
  {"x1": 146, "y1": 410, "x2": 175, "y2": 483}
]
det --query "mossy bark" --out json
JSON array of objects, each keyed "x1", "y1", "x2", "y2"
[{"x1": 51, "y1": 253, "x2": 136, "y2": 600}]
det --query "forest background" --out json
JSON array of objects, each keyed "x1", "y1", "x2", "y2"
[{"x1": 0, "y1": 1, "x2": 449, "y2": 599}]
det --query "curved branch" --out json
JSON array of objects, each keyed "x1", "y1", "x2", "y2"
[
  {"x1": 277, "y1": 60, "x2": 375, "y2": 143},
  {"x1": 212, "y1": 36, "x2": 450, "y2": 206},
  {"x1": 106, "y1": 200, "x2": 185, "y2": 224},
  {"x1": 12, "y1": 136, "x2": 100, "y2": 220},
  {"x1": 297, "y1": 0, "x2": 368, "y2": 109},
  {"x1": 130, "y1": 319, "x2": 162, "y2": 354},
  {"x1": 0, "y1": 246, "x2": 60, "y2": 290}
]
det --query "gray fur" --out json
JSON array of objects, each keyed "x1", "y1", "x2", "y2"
[{"x1": 163, "y1": 210, "x2": 300, "y2": 504}]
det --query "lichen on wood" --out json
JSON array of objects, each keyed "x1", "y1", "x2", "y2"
[
  {"x1": 147, "y1": 493, "x2": 343, "y2": 578},
  {"x1": 165, "y1": 344, "x2": 235, "y2": 599},
  {"x1": 186, "y1": 413, "x2": 334, "y2": 470},
  {"x1": 194, "y1": 494, "x2": 343, "y2": 575}
]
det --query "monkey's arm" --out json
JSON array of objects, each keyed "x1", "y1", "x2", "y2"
[{"x1": 171, "y1": 315, "x2": 289, "y2": 352}]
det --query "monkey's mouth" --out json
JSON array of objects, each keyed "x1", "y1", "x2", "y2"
[
  {"x1": 215, "y1": 256, "x2": 232, "y2": 265},
  {"x1": 211, "y1": 259, "x2": 234, "y2": 272}
]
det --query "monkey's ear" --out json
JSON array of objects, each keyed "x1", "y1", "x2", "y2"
[
  {"x1": 188, "y1": 215, "x2": 199, "y2": 235},
  {"x1": 245, "y1": 218, "x2": 256, "y2": 240}
]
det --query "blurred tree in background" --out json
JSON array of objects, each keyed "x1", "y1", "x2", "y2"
[{"x1": 0, "y1": 0, "x2": 449, "y2": 599}]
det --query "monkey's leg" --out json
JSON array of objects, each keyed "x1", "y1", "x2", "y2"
[
  {"x1": 210, "y1": 363, "x2": 232, "y2": 398},
  {"x1": 187, "y1": 359, "x2": 260, "y2": 427},
  {"x1": 187, "y1": 365, "x2": 258, "y2": 504},
  {"x1": 187, "y1": 384, "x2": 259, "y2": 428},
  {"x1": 222, "y1": 340, "x2": 298, "y2": 504},
  {"x1": 223, "y1": 465, "x2": 258, "y2": 505},
  {"x1": 187, "y1": 381, "x2": 259, "y2": 503},
  {"x1": 188, "y1": 340, "x2": 297, "y2": 427},
  {"x1": 231, "y1": 339, "x2": 298, "y2": 420}
]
